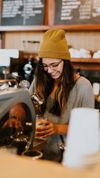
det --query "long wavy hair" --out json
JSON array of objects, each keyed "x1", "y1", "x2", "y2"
[{"x1": 34, "y1": 58, "x2": 75, "y2": 116}]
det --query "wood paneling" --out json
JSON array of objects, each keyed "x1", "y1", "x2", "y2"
[
  {"x1": 0, "y1": 0, "x2": 2, "y2": 25},
  {"x1": 4, "y1": 31, "x2": 100, "y2": 52},
  {"x1": 4, "y1": 32, "x2": 44, "y2": 50},
  {"x1": 48, "y1": 0, "x2": 55, "y2": 26},
  {"x1": 65, "y1": 31, "x2": 100, "y2": 52},
  {"x1": 44, "y1": 0, "x2": 49, "y2": 25}
]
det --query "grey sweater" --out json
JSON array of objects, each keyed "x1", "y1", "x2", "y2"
[{"x1": 29, "y1": 77, "x2": 94, "y2": 161}]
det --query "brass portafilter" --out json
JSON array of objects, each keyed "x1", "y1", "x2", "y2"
[
  {"x1": 26, "y1": 93, "x2": 44, "y2": 127},
  {"x1": 30, "y1": 93, "x2": 44, "y2": 106}
]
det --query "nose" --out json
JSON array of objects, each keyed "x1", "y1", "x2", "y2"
[{"x1": 47, "y1": 66, "x2": 53, "y2": 73}]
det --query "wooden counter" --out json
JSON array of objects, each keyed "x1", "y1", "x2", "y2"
[{"x1": 1, "y1": 152, "x2": 100, "y2": 178}]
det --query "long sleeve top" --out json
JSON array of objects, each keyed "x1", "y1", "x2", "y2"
[{"x1": 29, "y1": 76, "x2": 94, "y2": 161}]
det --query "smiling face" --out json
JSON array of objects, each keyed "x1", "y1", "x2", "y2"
[{"x1": 42, "y1": 58, "x2": 64, "y2": 80}]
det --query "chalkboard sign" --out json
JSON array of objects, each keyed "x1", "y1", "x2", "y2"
[
  {"x1": 1, "y1": 0, "x2": 46, "y2": 26},
  {"x1": 54, "y1": 0, "x2": 100, "y2": 25}
]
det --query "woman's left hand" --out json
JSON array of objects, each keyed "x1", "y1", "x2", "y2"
[
  {"x1": 2, "y1": 118, "x2": 24, "y2": 131},
  {"x1": 36, "y1": 120, "x2": 58, "y2": 138}
]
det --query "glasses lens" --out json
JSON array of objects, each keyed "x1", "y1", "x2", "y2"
[
  {"x1": 51, "y1": 60, "x2": 62, "y2": 68},
  {"x1": 42, "y1": 60, "x2": 62, "y2": 70}
]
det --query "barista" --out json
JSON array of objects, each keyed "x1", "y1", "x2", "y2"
[
  {"x1": 2, "y1": 29, "x2": 94, "y2": 162},
  {"x1": 28, "y1": 29, "x2": 94, "y2": 161}
]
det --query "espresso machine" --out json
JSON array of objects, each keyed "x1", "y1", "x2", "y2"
[
  {"x1": 0, "y1": 78, "x2": 44, "y2": 155},
  {"x1": 0, "y1": 87, "x2": 35, "y2": 154},
  {"x1": 23, "y1": 41, "x2": 40, "y2": 84}
]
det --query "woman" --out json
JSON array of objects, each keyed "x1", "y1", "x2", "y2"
[{"x1": 29, "y1": 29, "x2": 94, "y2": 161}]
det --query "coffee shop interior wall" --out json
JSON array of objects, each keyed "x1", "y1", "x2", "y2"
[
  {"x1": 1, "y1": 0, "x2": 100, "y2": 53},
  {"x1": 3, "y1": 31, "x2": 100, "y2": 52},
  {"x1": 1, "y1": 0, "x2": 100, "y2": 85},
  {"x1": 2, "y1": 30, "x2": 100, "y2": 84},
  {"x1": 0, "y1": 0, "x2": 100, "y2": 52},
  {"x1": 1, "y1": 30, "x2": 100, "y2": 85}
]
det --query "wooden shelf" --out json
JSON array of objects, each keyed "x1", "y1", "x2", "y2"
[
  {"x1": 71, "y1": 58, "x2": 100, "y2": 71},
  {"x1": 71, "y1": 58, "x2": 100, "y2": 63},
  {"x1": 0, "y1": 25, "x2": 50, "y2": 32},
  {"x1": 50, "y1": 24, "x2": 100, "y2": 31},
  {"x1": 1, "y1": 24, "x2": 100, "y2": 32}
]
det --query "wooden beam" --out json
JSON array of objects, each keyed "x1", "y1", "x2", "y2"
[
  {"x1": 50, "y1": 24, "x2": 100, "y2": 31},
  {"x1": 48, "y1": 0, "x2": 55, "y2": 26},
  {"x1": 1, "y1": 24, "x2": 100, "y2": 32},
  {"x1": 0, "y1": 25, "x2": 50, "y2": 32},
  {"x1": 0, "y1": 0, "x2": 2, "y2": 25},
  {"x1": 44, "y1": 0, "x2": 49, "y2": 25}
]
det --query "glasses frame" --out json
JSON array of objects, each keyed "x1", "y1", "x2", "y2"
[{"x1": 39, "y1": 60, "x2": 63, "y2": 70}]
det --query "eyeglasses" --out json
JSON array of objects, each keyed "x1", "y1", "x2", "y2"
[{"x1": 41, "y1": 60, "x2": 63, "y2": 70}]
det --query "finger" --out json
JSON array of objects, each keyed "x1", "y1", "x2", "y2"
[
  {"x1": 21, "y1": 125, "x2": 24, "y2": 131},
  {"x1": 16, "y1": 121, "x2": 24, "y2": 131},
  {"x1": 18, "y1": 121, "x2": 23, "y2": 129},
  {"x1": 41, "y1": 131, "x2": 54, "y2": 138},
  {"x1": 41, "y1": 127, "x2": 55, "y2": 138},
  {"x1": 36, "y1": 128, "x2": 53, "y2": 135},
  {"x1": 14, "y1": 120, "x2": 19, "y2": 128},
  {"x1": 36, "y1": 130, "x2": 46, "y2": 135},
  {"x1": 2, "y1": 122, "x2": 8, "y2": 129},
  {"x1": 46, "y1": 128, "x2": 53, "y2": 134},
  {"x1": 8, "y1": 121, "x2": 13, "y2": 127},
  {"x1": 19, "y1": 122, "x2": 24, "y2": 131},
  {"x1": 36, "y1": 125, "x2": 50, "y2": 131},
  {"x1": 36, "y1": 122, "x2": 53, "y2": 131},
  {"x1": 38, "y1": 120, "x2": 50, "y2": 125}
]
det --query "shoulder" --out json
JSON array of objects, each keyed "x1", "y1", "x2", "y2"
[
  {"x1": 75, "y1": 76, "x2": 92, "y2": 89},
  {"x1": 72, "y1": 76, "x2": 94, "y2": 108},
  {"x1": 74, "y1": 76, "x2": 94, "y2": 98}
]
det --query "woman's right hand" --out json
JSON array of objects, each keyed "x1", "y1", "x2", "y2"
[
  {"x1": 36, "y1": 121, "x2": 69, "y2": 137},
  {"x1": 36, "y1": 120, "x2": 58, "y2": 138}
]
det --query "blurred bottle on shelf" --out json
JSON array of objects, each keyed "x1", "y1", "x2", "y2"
[
  {"x1": 76, "y1": 67, "x2": 81, "y2": 75},
  {"x1": 23, "y1": 41, "x2": 40, "y2": 84},
  {"x1": 0, "y1": 33, "x2": 2, "y2": 49}
]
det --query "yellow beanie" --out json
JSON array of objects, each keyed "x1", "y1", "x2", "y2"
[{"x1": 38, "y1": 29, "x2": 71, "y2": 60}]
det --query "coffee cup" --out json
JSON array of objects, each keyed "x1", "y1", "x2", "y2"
[
  {"x1": 93, "y1": 83, "x2": 100, "y2": 95},
  {"x1": 35, "y1": 115, "x2": 47, "y2": 137},
  {"x1": 22, "y1": 150, "x2": 43, "y2": 160},
  {"x1": 36, "y1": 115, "x2": 47, "y2": 129}
]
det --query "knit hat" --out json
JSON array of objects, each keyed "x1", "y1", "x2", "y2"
[{"x1": 38, "y1": 29, "x2": 71, "y2": 60}]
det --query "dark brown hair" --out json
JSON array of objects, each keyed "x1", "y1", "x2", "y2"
[{"x1": 35, "y1": 58, "x2": 75, "y2": 116}]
